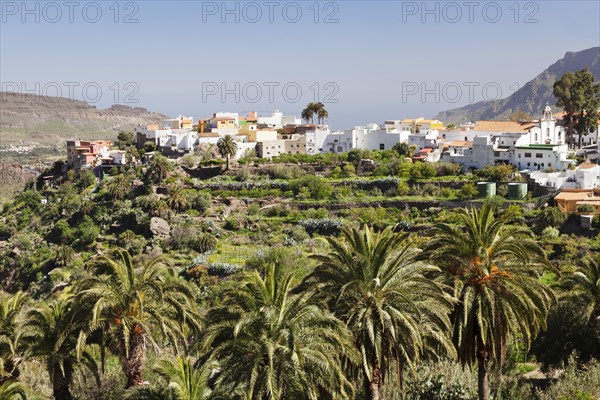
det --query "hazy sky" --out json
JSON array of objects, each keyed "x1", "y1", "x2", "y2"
[{"x1": 1, "y1": 0, "x2": 599, "y2": 129}]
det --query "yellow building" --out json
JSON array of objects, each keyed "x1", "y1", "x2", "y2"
[{"x1": 238, "y1": 125, "x2": 278, "y2": 142}]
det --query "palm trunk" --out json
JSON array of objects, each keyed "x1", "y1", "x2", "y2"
[
  {"x1": 369, "y1": 365, "x2": 382, "y2": 400},
  {"x1": 52, "y1": 362, "x2": 73, "y2": 400},
  {"x1": 477, "y1": 336, "x2": 490, "y2": 400},
  {"x1": 122, "y1": 326, "x2": 146, "y2": 388},
  {"x1": 226, "y1": 155, "x2": 230, "y2": 170}
]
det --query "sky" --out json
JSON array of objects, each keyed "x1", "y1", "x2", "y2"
[{"x1": 1, "y1": 0, "x2": 599, "y2": 130}]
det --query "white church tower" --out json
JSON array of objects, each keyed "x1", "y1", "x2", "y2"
[
  {"x1": 539, "y1": 105, "x2": 556, "y2": 144},
  {"x1": 530, "y1": 105, "x2": 564, "y2": 145}
]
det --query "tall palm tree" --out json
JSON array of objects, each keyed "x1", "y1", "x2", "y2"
[
  {"x1": 21, "y1": 298, "x2": 98, "y2": 400},
  {"x1": 301, "y1": 103, "x2": 316, "y2": 124},
  {"x1": 558, "y1": 253, "x2": 600, "y2": 328},
  {"x1": 146, "y1": 154, "x2": 173, "y2": 184},
  {"x1": 425, "y1": 204, "x2": 556, "y2": 400},
  {"x1": 216, "y1": 136, "x2": 238, "y2": 171},
  {"x1": 75, "y1": 250, "x2": 201, "y2": 388},
  {"x1": 201, "y1": 262, "x2": 356, "y2": 400},
  {"x1": 317, "y1": 107, "x2": 329, "y2": 125},
  {"x1": 304, "y1": 225, "x2": 454, "y2": 400},
  {"x1": 0, "y1": 292, "x2": 28, "y2": 382}
]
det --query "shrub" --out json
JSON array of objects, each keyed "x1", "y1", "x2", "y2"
[
  {"x1": 435, "y1": 162, "x2": 462, "y2": 177},
  {"x1": 298, "y1": 218, "x2": 342, "y2": 236},
  {"x1": 397, "y1": 181, "x2": 410, "y2": 196},
  {"x1": 234, "y1": 166, "x2": 251, "y2": 181},
  {"x1": 577, "y1": 204, "x2": 595, "y2": 213},
  {"x1": 191, "y1": 192, "x2": 212, "y2": 213},
  {"x1": 410, "y1": 162, "x2": 436, "y2": 180},
  {"x1": 224, "y1": 215, "x2": 247, "y2": 231},
  {"x1": 290, "y1": 175, "x2": 332, "y2": 200},
  {"x1": 456, "y1": 182, "x2": 478, "y2": 200},
  {"x1": 76, "y1": 216, "x2": 100, "y2": 246},
  {"x1": 192, "y1": 233, "x2": 217, "y2": 253},
  {"x1": 541, "y1": 226, "x2": 560, "y2": 240},
  {"x1": 266, "y1": 164, "x2": 304, "y2": 180}
]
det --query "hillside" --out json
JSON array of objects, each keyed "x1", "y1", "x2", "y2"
[
  {"x1": 434, "y1": 47, "x2": 600, "y2": 123},
  {"x1": 0, "y1": 92, "x2": 167, "y2": 148}
]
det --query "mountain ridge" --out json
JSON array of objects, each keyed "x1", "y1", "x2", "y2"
[{"x1": 434, "y1": 47, "x2": 600, "y2": 123}]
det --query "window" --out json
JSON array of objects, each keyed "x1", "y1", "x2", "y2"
[
  {"x1": 548, "y1": 163, "x2": 552, "y2": 167},
  {"x1": 518, "y1": 154, "x2": 521, "y2": 158},
  {"x1": 524, "y1": 152, "x2": 531, "y2": 158},
  {"x1": 547, "y1": 128, "x2": 550, "y2": 137},
  {"x1": 536, "y1": 153, "x2": 543, "y2": 158},
  {"x1": 379, "y1": 144, "x2": 385, "y2": 150},
  {"x1": 534, "y1": 133, "x2": 538, "y2": 142}
]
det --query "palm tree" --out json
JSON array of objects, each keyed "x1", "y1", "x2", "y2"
[
  {"x1": 75, "y1": 250, "x2": 201, "y2": 388},
  {"x1": 558, "y1": 253, "x2": 600, "y2": 328},
  {"x1": 125, "y1": 356, "x2": 233, "y2": 400},
  {"x1": 216, "y1": 135, "x2": 237, "y2": 170},
  {"x1": 316, "y1": 107, "x2": 328, "y2": 125},
  {"x1": 301, "y1": 103, "x2": 315, "y2": 124},
  {"x1": 304, "y1": 225, "x2": 454, "y2": 400},
  {"x1": 425, "y1": 204, "x2": 556, "y2": 400},
  {"x1": 0, "y1": 380, "x2": 28, "y2": 400},
  {"x1": 201, "y1": 262, "x2": 356, "y2": 399},
  {"x1": 146, "y1": 154, "x2": 173, "y2": 184},
  {"x1": 165, "y1": 186, "x2": 188, "y2": 212},
  {"x1": 0, "y1": 292, "x2": 28, "y2": 382},
  {"x1": 21, "y1": 298, "x2": 98, "y2": 400},
  {"x1": 105, "y1": 174, "x2": 131, "y2": 200}
]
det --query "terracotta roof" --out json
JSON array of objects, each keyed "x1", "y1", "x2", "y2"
[
  {"x1": 554, "y1": 191, "x2": 595, "y2": 201},
  {"x1": 445, "y1": 140, "x2": 472, "y2": 147},
  {"x1": 474, "y1": 120, "x2": 535, "y2": 133},
  {"x1": 577, "y1": 163, "x2": 600, "y2": 170}
]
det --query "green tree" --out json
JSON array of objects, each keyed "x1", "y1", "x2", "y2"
[
  {"x1": 201, "y1": 262, "x2": 355, "y2": 400},
  {"x1": 304, "y1": 225, "x2": 454, "y2": 400},
  {"x1": 146, "y1": 154, "x2": 173, "y2": 184},
  {"x1": 558, "y1": 253, "x2": 600, "y2": 329},
  {"x1": 21, "y1": 298, "x2": 98, "y2": 400},
  {"x1": 539, "y1": 206, "x2": 567, "y2": 229},
  {"x1": 301, "y1": 102, "x2": 316, "y2": 124},
  {"x1": 165, "y1": 186, "x2": 189, "y2": 212},
  {"x1": 425, "y1": 204, "x2": 556, "y2": 400},
  {"x1": 316, "y1": 103, "x2": 329, "y2": 124},
  {"x1": 0, "y1": 292, "x2": 28, "y2": 382},
  {"x1": 553, "y1": 68, "x2": 600, "y2": 148},
  {"x1": 216, "y1": 135, "x2": 238, "y2": 170},
  {"x1": 75, "y1": 250, "x2": 200, "y2": 388},
  {"x1": 105, "y1": 174, "x2": 132, "y2": 200},
  {"x1": 125, "y1": 356, "x2": 233, "y2": 400},
  {"x1": 117, "y1": 131, "x2": 135, "y2": 149}
]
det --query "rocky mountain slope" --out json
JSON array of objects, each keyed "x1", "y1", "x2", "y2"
[
  {"x1": 434, "y1": 47, "x2": 600, "y2": 123},
  {"x1": 0, "y1": 92, "x2": 168, "y2": 147}
]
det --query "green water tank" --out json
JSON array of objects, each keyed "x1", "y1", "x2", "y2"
[
  {"x1": 477, "y1": 182, "x2": 496, "y2": 198},
  {"x1": 507, "y1": 182, "x2": 528, "y2": 200}
]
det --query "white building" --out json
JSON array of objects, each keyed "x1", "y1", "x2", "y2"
[
  {"x1": 257, "y1": 110, "x2": 301, "y2": 129},
  {"x1": 514, "y1": 144, "x2": 572, "y2": 171},
  {"x1": 528, "y1": 163, "x2": 600, "y2": 191}
]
